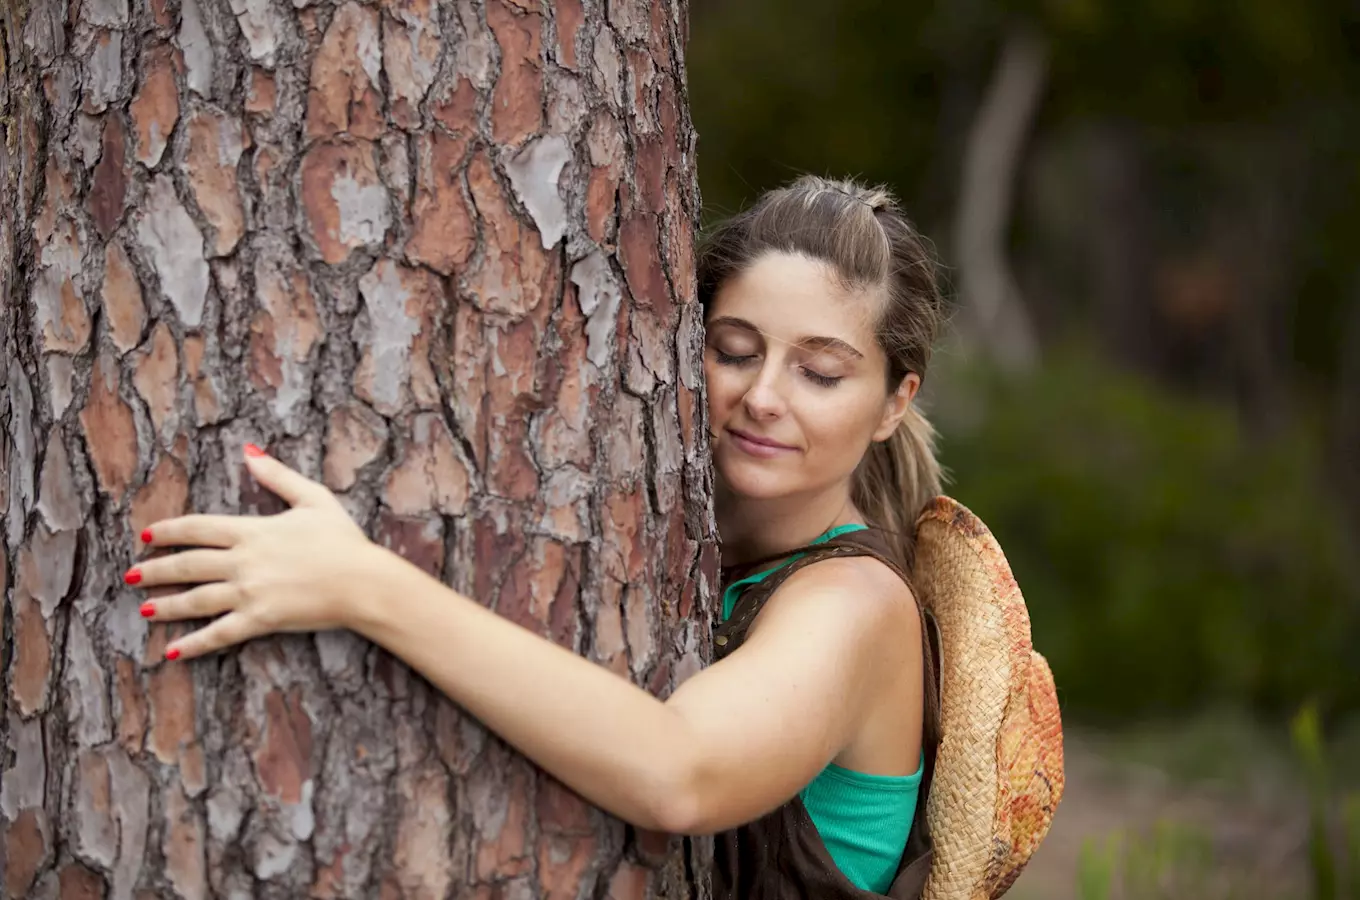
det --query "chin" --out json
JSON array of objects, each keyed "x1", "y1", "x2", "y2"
[{"x1": 714, "y1": 453, "x2": 800, "y2": 501}]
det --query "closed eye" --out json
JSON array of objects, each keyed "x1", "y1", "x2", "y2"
[
  {"x1": 714, "y1": 349, "x2": 756, "y2": 366},
  {"x1": 713, "y1": 349, "x2": 842, "y2": 386},
  {"x1": 801, "y1": 368, "x2": 842, "y2": 387}
]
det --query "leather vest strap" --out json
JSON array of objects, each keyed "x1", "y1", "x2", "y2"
[{"x1": 713, "y1": 530, "x2": 942, "y2": 899}]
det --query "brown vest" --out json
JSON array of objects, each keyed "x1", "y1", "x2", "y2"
[{"x1": 711, "y1": 528, "x2": 942, "y2": 900}]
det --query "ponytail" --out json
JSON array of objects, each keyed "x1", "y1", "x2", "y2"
[{"x1": 852, "y1": 403, "x2": 945, "y2": 570}]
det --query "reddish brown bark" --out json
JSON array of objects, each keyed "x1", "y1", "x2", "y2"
[{"x1": 0, "y1": 0, "x2": 715, "y2": 896}]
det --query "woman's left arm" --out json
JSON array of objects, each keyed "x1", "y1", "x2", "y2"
[{"x1": 131, "y1": 448, "x2": 913, "y2": 835}]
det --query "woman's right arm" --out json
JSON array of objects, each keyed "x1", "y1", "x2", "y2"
[
  {"x1": 347, "y1": 543, "x2": 703, "y2": 831},
  {"x1": 346, "y1": 542, "x2": 919, "y2": 835},
  {"x1": 138, "y1": 451, "x2": 917, "y2": 835}
]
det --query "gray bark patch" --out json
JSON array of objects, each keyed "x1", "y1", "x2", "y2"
[
  {"x1": 84, "y1": 31, "x2": 124, "y2": 112},
  {"x1": 331, "y1": 170, "x2": 392, "y2": 247},
  {"x1": 570, "y1": 252, "x2": 622, "y2": 368},
  {"x1": 179, "y1": 0, "x2": 216, "y2": 97},
  {"x1": 0, "y1": 714, "x2": 46, "y2": 816},
  {"x1": 507, "y1": 135, "x2": 571, "y2": 249},
  {"x1": 229, "y1": 0, "x2": 281, "y2": 65},
  {"x1": 81, "y1": 0, "x2": 129, "y2": 27},
  {"x1": 106, "y1": 748, "x2": 151, "y2": 900},
  {"x1": 357, "y1": 260, "x2": 420, "y2": 414},
  {"x1": 64, "y1": 614, "x2": 114, "y2": 746},
  {"x1": 136, "y1": 176, "x2": 210, "y2": 327},
  {"x1": 6, "y1": 361, "x2": 36, "y2": 550}
]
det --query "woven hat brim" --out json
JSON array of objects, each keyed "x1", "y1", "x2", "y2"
[{"x1": 912, "y1": 497, "x2": 1064, "y2": 900}]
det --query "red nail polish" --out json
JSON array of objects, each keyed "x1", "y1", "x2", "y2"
[
  {"x1": 244, "y1": 443, "x2": 266, "y2": 458},
  {"x1": 140, "y1": 528, "x2": 154, "y2": 544},
  {"x1": 165, "y1": 647, "x2": 181, "y2": 661},
  {"x1": 124, "y1": 568, "x2": 142, "y2": 586},
  {"x1": 140, "y1": 602, "x2": 155, "y2": 618}
]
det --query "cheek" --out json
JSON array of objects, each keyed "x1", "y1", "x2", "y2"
[
  {"x1": 803, "y1": 391, "x2": 882, "y2": 456},
  {"x1": 702, "y1": 358, "x2": 739, "y2": 421}
]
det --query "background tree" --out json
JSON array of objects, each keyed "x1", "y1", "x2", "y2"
[
  {"x1": 0, "y1": 0, "x2": 716, "y2": 896},
  {"x1": 686, "y1": 0, "x2": 1360, "y2": 725}
]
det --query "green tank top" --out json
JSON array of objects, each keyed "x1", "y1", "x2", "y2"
[{"x1": 721, "y1": 524, "x2": 923, "y2": 893}]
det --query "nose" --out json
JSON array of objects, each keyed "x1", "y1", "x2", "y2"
[{"x1": 742, "y1": 363, "x2": 787, "y2": 421}]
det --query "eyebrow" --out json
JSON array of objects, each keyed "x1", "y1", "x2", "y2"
[{"x1": 706, "y1": 316, "x2": 866, "y2": 360}]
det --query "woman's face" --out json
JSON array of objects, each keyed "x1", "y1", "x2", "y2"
[{"x1": 704, "y1": 251, "x2": 918, "y2": 503}]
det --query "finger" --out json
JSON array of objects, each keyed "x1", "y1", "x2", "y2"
[
  {"x1": 142, "y1": 514, "x2": 253, "y2": 550},
  {"x1": 129, "y1": 549, "x2": 235, "y2": 589},
  {"x1": 142, "y1": 582, "x2": 240, "y2": 623},
  {"x1": 166, "y1": 611, "x2": 259, "y2": 661},
  {"x1": 243, "y1": 445, "x2": 337, "y2": 509}
]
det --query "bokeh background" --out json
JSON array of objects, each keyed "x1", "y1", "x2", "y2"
[{"x1": 688, "y1": 2, "x2": 1360, "y2": 897}]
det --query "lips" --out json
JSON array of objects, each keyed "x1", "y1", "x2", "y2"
[
  {"x1": 728, "y1": 428, "x2": 794, "y2": 449},
  {"x1": 726, "y1": 428, "x2": 797, "y2": 457}
]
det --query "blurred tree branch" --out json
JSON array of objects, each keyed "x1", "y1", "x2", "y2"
[{"x1": 952, "y1": 22, "x2": 1047, "y2": 372}]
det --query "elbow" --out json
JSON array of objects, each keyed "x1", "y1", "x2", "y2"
[
  {"x1": 646, "y1": 781, "x2": 706, "y2": 836},
  {"x1": 638, "y1": 749, "x2": 709, "y2": 836},
  {"x1": 644, "y1": 788, "x2": 707, "y2": 837}
]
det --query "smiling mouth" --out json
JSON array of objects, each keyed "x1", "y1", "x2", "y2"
[{"x1": 727, "y1": 428, "x2": 797, "y2": 454}]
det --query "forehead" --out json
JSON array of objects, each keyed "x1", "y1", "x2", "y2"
[{"x1": 708, "y1": 251, "x2": 882, "y2": 350}]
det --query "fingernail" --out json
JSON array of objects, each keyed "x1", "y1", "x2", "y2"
[
  {"x1": 165, "y1": 647, "x2": 181, "y2": 662},
  {"x1": 244, "y1": 443, "x2": 266, "y2": 458},
  {"x1": 123, "y1": 568, "x2": 143, "y2": 586},
  {"x1": 140, "y1": 601, "x2": 155, "y2": 618},
  {"x1": 140, "y1": 528, "x2": 153, "y2": 544}
]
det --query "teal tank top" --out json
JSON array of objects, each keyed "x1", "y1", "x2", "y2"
[{"x1": 721, "y1": 525, "x2": 923, "y2": 893}]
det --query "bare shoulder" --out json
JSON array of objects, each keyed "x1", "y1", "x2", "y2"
[
  {"x1": 754, "y1": 554, "x2": 921, "y2": 643},
  {"x1": 782, "y1": 554, "x2": 917, "y2": 609}
]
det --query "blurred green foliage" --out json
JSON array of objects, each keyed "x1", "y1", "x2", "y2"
[
  {"x1": 688, "y1": 0, "x2": 1360, "y2": 724},
  {"x1": 939, "y1": 349, "x2": 1360, "y2": 721},
  {"x1": 689, "y1": 0, "x2": 1360, "y2": 197},
  {"x1": 1077, "y1": 821, "x2": 1263, "y2": 899},
  {"x1": 1294, "y1": 705, "x2": 1339, "y2": 899},
  {"x1": 1291, "y1": 703, "x2": 1360, "y2": 900},
  {"x1": 1077, "y1": 834, "x2": 1119, "y2": 900},
  {"x1": 1091, "y1": 708, "x2": 1297, "y2": 792},
  {"x1": 1346, "y1": 796, "x2": 1360, "y2": 900},
  {"x1": 1069, "y1": 707, "x2": 1360, "y2": 899}
]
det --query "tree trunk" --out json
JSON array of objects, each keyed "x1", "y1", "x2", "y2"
[
  {"x1": 0, "y1": 0, "x2": 716, "y2": 896},
  {"x1": 950, "y1": 23, "x2": 1046, "y2": 373}
]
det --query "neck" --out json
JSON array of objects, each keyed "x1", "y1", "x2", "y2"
[{"x1": 716, "y1": 480, "x2": 864, "y2": 567}]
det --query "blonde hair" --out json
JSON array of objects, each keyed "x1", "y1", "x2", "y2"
[{"x1": 698, "y1": 175, "x2": 946, "y2": 568}]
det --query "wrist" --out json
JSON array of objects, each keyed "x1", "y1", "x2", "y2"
[{"x1": 338, "y1": 541, "x2": 405, "y2": 637}]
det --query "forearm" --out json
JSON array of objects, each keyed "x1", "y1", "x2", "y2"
[{"x1": 345, "y1": 546, "x2": 697, "y2": 832}]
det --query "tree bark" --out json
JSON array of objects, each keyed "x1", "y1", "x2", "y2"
[{"x1": 0, "y1": 0, "x2": 716, "y2": 896}]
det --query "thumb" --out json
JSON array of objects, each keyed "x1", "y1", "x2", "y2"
[{"x1": 243, "y1": 444, "x2": 333, "y2": 509}]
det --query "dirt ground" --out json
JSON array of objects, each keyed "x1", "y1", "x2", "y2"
[{"x1": 1006, "y1": 729, "x2": 1313, "y2": 900}]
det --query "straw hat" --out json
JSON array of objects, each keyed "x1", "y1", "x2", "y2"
[{"x1": 912, "y1": 497, "x2": 1065, "y2": 900}]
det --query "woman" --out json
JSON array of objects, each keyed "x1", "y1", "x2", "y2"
[{"x1": 127, "y1": 176, "x2": 947, "y2": 898}]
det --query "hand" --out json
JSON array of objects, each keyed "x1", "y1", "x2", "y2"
[{"x1": 128, "y1": 444, "x2": 384, "y2": 661}]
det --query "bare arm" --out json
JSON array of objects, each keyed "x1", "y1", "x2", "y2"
[
  {"x1": 134, "y1": 451, "x2": 918, "y2": 835},
  {"x1": 348, "y1": 545, "x2": 914, "y2": 834}
]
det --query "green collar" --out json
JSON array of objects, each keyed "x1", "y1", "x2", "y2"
[{"x1": 721, "y1": 524, "x2": 870, "y2": 621}]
